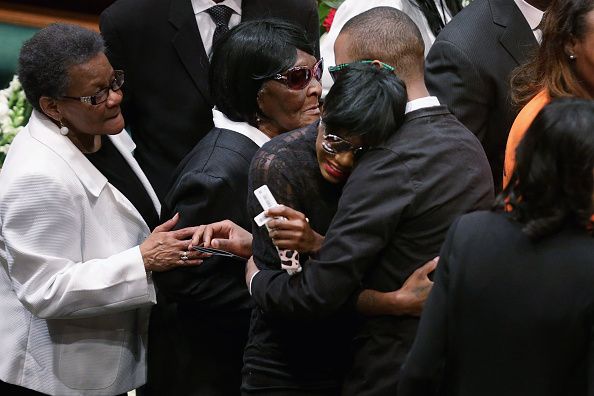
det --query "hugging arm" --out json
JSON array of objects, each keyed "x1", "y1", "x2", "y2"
[{"x1": 250, "y1": 148, "x2": 415, "y2": 319}]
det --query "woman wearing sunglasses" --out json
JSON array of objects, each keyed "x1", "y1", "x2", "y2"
[
  {"x1": 240, "y1": 64, "x2": 411, "y2": 395},
  {"x1": 155, "y1": 20, "x2": 323, "y2": 396},
  {"x1": 0, "y1": 24, "x2": 201, "y2": 396}
]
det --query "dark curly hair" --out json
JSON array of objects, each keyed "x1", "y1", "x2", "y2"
[
  {"x1": 497, "y1": 98, "x2": 594, "y2": 239},
  {"x1": 209, "y1": 19, "x2": 315, "y2": 127},
  {"x1": 322, "y1": 63, "x2": 407, "y2": 147},
  {"x1": 18, "y1": 23, "x2": 105, "y2": 113}
]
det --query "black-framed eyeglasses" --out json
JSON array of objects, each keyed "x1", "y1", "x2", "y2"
[
  {"x1": 62, "y1": 70, "x2": 125, "y2": 105},
  {"x1": 328, "y1": 60, "x2": 395, "y2": 82},
  {"x1": 272, "y1": 58, "x2": 323, "y2": 90}
]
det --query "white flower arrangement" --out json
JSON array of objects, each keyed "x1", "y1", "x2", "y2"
[{"x1": 0, "y1": 75, "x2": 32, "y2": 167}]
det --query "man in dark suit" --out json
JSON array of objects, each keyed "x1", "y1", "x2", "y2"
[
  {"x1": 425, "y1": 0, "x2": 549, "y2": 190},
  {"x1": 99, "y1": 0, "x2": 319, "y2": 199},
  {"x1": 246, "y1": 8, "x2": 494, "y2": 395}
]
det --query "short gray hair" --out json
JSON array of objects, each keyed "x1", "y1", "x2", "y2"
[{"x1": 18, "y1": 23, "x2": 105, "y2": 112}]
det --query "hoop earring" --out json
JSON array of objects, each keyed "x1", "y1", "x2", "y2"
[{"x1": 59, "y1": 121, "x2": 69, "y2": 136}]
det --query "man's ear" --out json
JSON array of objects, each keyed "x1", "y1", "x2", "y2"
[{"x1": 39, "y1": 96, "x2": 61, "y2": 123}]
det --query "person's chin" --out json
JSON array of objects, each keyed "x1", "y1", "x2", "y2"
[{"x1": 104, "y1": 113, "x2": 125, "y2": 134}]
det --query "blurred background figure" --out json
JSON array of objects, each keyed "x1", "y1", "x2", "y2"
[
  {"x1": 0, "y1": 23, "x2": 201, "y2": 396},
  {"x1": 100, "y1": 0, "x2": 320, "y2": 199},
  {"x1": 399, "y1": 98, "x2": 594, "y2": 396},
  {"x1": 320, "y1": 0, "x2": 463, "y2": 96},
  {"x1": 155, "y1": 19, "x2": 322, "y2": 396},
  {"x1": 505, "y1": 0, "x2": 594, "y2": 186},
  {"x1": 425, "y1": 0, "x2": 550, "y2": 191}
]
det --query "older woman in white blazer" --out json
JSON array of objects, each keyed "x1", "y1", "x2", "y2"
[{"x1": 0, "y1": 24, "x2": 203, "y2": 396}]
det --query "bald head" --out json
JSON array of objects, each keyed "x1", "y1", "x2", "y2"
[{"x1": 335, "y1": 7, "x2": 425, "y2": 82}]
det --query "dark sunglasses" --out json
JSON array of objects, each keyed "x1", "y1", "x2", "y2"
[
  {"x1": 321, "y1": 124, "x2": 368, "y2": 158},
  {"x1": 328, "y1": 60, "x2": 395, "y2": 82},
  {"x1": 62, "y1": 70, "x2": 125, "y2": 105},
  {"x1": 272, "y1": 58, "x2": 323, "y2": 90}
]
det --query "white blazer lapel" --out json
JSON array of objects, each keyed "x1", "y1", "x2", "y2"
[
  {"x1": 109, "y1": 131, "x2": 161, "y2": 216},
  {"x1": 28, "y1": 111, "x2": 160, "y2": 229}
]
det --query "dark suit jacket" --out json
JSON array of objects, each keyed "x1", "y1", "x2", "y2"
[
  {"x1": 399, "y1": 211, "x2": 594, "y2": 396},
  {"x1": 250, "y1": 106, "x2": 494, "y2": 395},
  {"x1": 151, "y1": 128, "x2": 258, "y2": 396},
  {"x1": 425, "y1": 0, "x2": 538, "y2": 190},
  {"x1": 100, "y1": 0, "x2": 319, "y2": 199}
]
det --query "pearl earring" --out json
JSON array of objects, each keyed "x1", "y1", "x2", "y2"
[
  {"x1": 569, "y1": 54, "x2": 576, "y2": 60},
  {"x1": 59, "y1": 122, "x2": 69, "y2": 136}
]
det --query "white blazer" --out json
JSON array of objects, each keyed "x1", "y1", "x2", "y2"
[{"x1": 0, "y1": 111, "x2": 158, "y2": 395}]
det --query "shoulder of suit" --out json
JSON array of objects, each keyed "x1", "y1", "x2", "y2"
[
  {"x1": 176, "y1": 129, "x2": 255, "y2": 177},
  {"x1": 433, "y1": 0, "x2": 494, "y2": 45}
]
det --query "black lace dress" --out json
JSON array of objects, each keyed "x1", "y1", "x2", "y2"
[{"x1": 243, "y1": 121, "x2": 354, "y2": 395}]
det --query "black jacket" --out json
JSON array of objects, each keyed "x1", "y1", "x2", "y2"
[
  {"x1": 399, "y1": 211, "x2": 594, "y2": 396},
  {"x1": 425, "y1": 0, "x2": 538, "y2": 190}
]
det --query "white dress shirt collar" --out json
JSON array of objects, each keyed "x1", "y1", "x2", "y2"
[
  {"x1": 191, "y1": 0, "x2": 242, "y2": 16},
  {"x1": 191, "y1": 0, "x2": 242, "y2": 56},
  {"x1": 212, "y1": 108, "x2": 270, "y2": 148},
  {"x1": 405, "y1": 96, "x2": 441, "y2": 114},
  {"x1": 513, "y1": 0, "x2": 544, "y2": 42}
]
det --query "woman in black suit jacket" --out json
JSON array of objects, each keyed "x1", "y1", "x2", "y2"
[
  {"x1": 399, "y1": 98, "x2": 594, "y2": 396},
  {"x1": 153, "y1": 20, "x2": 323, "y2": 396}
]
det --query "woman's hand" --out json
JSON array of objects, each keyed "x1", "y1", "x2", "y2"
[
  {"x1": 140, "y1": 213, "x2": 203, "y2": 272},
  {"x1": 356, "y1": 257, "x2": 439, "y2": 316},
  {"x1": 265, "y1": 205, "x2": 324, "y2": 253},
  {"x1": 189, "y1": 220, "x2": 253, "y2": 258}
]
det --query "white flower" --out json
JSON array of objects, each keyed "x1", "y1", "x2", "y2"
[
  {"x1": 7, "y1": 75, "x2": 21, "y2": 93},
  {"x1": 0, "y1": 99, "x2": 8, "y2": 119},
  {"x1": 0, "y1": 75, "x2": 32, "y2": 166}
]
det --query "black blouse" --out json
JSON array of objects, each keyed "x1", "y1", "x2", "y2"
[
  {"x1": 85, "y1": 135, "x2": 159, "y2": 230},
  {"x1": 244, "y1": 121, "x2": 354, "y2": 393}
]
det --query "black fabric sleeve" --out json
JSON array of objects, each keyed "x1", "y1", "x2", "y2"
[
  {"x1": 155, "y1": 171, "x2": 250, "y2": 310},
  {"x1": 248, "y1": 149, "x2": 304, "y2": 272},
  {"x1": 250, "y1": 147, "x2": 415, "y2": 319},
  {"x1": 425, "y1": 39, "x2": 489, "y2": 143},
  {"x1": 397, "y1": 216, "x2": 461, "y2": 395}
]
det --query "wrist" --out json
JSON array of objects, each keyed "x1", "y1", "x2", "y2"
[
  {"x1": 309, "y1": 233, "x2": 324, "y2": 254},
  {"x1": 390, "y1": 289, "x2": 414, "y2": 316}
]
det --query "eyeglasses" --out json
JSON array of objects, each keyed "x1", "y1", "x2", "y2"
[
  {"x1": 321, "y1": 130, "x2": 367, "y2": 158},
  {"x1": 328, "y1": 60, "x2": 395, "y2": 82},
  {"x1": 272, "y1": 58, "x2": 323, "y2": 90},
  {"x1": 62, "y1": 70, "x2": 125, "y2": 105}
]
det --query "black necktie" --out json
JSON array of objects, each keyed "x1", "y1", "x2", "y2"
[{"x1": 206, "y1": 5, "x2": 234, "y2": 48}]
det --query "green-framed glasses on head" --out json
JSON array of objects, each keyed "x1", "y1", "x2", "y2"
[{"x1": 328, "y1": 60, "x2": 395, "y2": 82}]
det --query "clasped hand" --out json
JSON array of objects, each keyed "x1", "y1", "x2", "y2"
[{"x1": 140, "y1": 213, "x2": 204, "y2": 272}]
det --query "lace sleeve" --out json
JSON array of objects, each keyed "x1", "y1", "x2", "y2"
[{"x1": 248, "y1": 145, "x2": 305, "y2": 272}]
